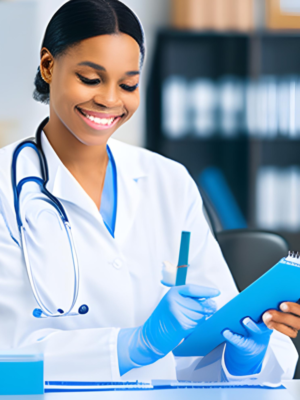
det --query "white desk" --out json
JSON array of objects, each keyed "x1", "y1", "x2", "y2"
[
  {"x1": 44, "y1": 388, "x2": 296, "y2": 400},
  {"x1": 0, "y1": 381, "x2": 299, "y2": 400}
]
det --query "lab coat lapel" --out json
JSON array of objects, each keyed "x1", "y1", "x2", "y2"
[
  {"x1": 114, "y1": 167, "x2": 141, "y2": 243},
  {"x1": 108, "y1": 139, "x2": 147, "y2": 244},
  {"x1": 41, "y1": 133, "x2": 103, "y2": 224},
  {"x1": 48, "y1": 165, "x2": 101, "y2": 221}
]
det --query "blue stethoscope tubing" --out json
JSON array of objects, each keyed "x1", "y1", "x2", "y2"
[{"x1": 11, "y1": 117, "x2": 89, "y2": 319}]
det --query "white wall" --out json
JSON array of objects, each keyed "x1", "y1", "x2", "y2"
[
  {"x1": 0, "y1": 0, "x2": 170, "y2": 148},
  {"x1": 0, "y1": 1, "x2": 39, "y2": 146}
]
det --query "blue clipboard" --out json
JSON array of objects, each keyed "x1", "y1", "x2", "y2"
[{"x1": 173, "y1": 253, "x2": 300, "y2": 357}]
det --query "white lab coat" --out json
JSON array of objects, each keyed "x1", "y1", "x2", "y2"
[{"x1": 0, "y1": 130, "x2": 297, "y2": 383}]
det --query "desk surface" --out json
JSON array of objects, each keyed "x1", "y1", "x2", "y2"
[
  {"x1": 46, "y1": 380, "x2": 299, "y2": 400},
  {"x1": 0, "y1": 381, "x2": 299, "y2": 400},
  {"x1": 44, "y1": 385, "x2": 298, "y2": 400},
  {"x1": 45, "y1": 389, "x2": 294, "y2": 400}
]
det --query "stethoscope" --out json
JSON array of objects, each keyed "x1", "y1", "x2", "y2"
[{"x1": 12, "y1": 117, "x2": 89, "y2": 319}]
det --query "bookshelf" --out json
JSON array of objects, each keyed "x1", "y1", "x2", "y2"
[{"x1": 146, "y1": 30, "x2": 300, "y2": 248}]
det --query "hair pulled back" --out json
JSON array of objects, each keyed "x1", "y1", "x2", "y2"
[{"x1": 33, "y1": 0, "x2": 145, "y2": 104}]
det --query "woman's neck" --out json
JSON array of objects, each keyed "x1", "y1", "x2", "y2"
[{"x1": 43, "y1": 113, "x2": 109, "y2": 210}]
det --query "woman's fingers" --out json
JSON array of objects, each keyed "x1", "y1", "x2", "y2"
[
  {"x1": 263, "y1": 311, "x2": 299, "y2": 338},
  {"x1": 264, "y1": 320, "x2": 298, "y2": 338},
  {"x1": 242, "y1": 317, "x2": 271, "y2": 335},
  {"x1": 180, "y1": 307, "x2": 213, "y2": 324},
  {"x1": 181, "y1": 296, "x2": 216, "y2": 315},
  {"x1": 177, "y1": 284, "x2": 220, "y2": 299},
  {"x1": 222, "y1": 330, "x2": 247, "y2": 347},
  {"x1": 280, "y1": 302, "x2": 300, "y2": 317},
  {"x1": 197, "y1": 298, "x2": 217, "y2": 311}
]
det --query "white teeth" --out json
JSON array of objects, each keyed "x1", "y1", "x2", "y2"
[{"x1": 81, "y1": 110, "x2": 115, "y2": 125}]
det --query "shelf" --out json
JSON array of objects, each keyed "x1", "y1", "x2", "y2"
[
  {"x1": 156, "y1": 30, "x2": 250, "y2": 79},
  {"x1": 250, "y1": 138, "x2": 300, "y2": 143},
  {"x1": 160, "y1": 136, "x2": 249, "y2": 143},
  {"x1": 157, "y1": 29, "x2": 249, "y2": 39},
  {"x1": 250, "y1": 140, "x2": 300, "y2": 166},
  {"x1": 160, "y1": 136, "x2": 300, "y2": 144},
  {"x1": 157, "y1": 29, "x2": 300, "y2": 40}
]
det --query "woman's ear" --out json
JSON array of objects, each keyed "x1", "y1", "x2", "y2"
[{"x1": 40, "y1": 47, "x2": 54, "y2": 84}]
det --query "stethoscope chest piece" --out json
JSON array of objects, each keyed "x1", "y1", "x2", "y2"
[{"x1": 33, "y1": 305, "x2": 89, "y2": 318}]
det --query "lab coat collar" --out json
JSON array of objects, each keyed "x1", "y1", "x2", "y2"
[{"x1": 41, "y1": 131, "x2": 147, "y2": 243}]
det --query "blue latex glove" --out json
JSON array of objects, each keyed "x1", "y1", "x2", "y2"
[
  {"x1": 118, "y1": 284, "x2": 220, "y2": 376},
  {"x1": 222, "y1": 317, "x2": 273, "y2": 376}
]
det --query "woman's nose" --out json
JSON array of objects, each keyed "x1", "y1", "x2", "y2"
[{"x1": 94, "y1": 83, "x2": 122, "y2": 109}]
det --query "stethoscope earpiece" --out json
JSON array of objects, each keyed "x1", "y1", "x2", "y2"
[{"x1": 79, "y1": 305, "x2": 89, "y2": 315}]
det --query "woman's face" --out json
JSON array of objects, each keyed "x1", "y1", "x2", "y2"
[{"x1": 43, "y1": 33, "x2": 141, "y2": 146}]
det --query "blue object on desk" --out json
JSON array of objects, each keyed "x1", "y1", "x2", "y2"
[
  {"x1": 175, "y1": 231, "x2": 191, "y2": 286},
  {"x1": 0, "y1": 355, "x2": 44, "y2": 395},
  {"x1": 199, "y1": 167, "x2": 247, "y2": 230},
  {"x1": 174, "y1": 254, "x2": 300, "y2": 356}
]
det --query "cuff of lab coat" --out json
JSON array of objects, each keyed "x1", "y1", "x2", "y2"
[
  {"x1": 221, "y1": 343, "x2": 283, "y2": 386},
  {"x1": 109, "y1": 327, "x2": 121, "y2": 381}
]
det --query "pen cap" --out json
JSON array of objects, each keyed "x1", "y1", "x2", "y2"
[{"x1": 177, "y1": 231, "x2": 191, "y2": 267}]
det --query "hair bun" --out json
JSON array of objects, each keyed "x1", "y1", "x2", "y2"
[{"x1": 33, "y1": 67, "x2": 50, "y2": 104}]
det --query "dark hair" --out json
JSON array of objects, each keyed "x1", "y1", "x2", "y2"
[{"x1": 33, "y1": 0, "x2": 145, "y2": 104}]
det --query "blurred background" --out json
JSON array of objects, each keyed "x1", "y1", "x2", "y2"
[
  {"x1": 2, "y1": 0, "x2": 300, "y2": 243},
  {"x1": 1, "y1": 0, "x2": 300, "y2": 377}
]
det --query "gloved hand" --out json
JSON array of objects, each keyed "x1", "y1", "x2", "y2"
[
  {"x1": 222, "y1": 317, "x2": 273, "y2": 376},
  {"x1": 118, "y1": 284, "x2": 220, "y2": 376}
]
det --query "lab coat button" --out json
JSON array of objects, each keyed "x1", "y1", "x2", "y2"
[{"x1": 113, "y1": 258, "x2": 123, "y2": 269}]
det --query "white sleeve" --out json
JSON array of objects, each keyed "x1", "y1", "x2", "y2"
[
  {"x1": 176, "y1": 172, "x2": 298, "y2": 382},
  {"x1": 0, "y1": 206, "x2": 121, "y2": 382}
]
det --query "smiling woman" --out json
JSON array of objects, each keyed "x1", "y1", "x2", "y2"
[
  {"x1": 42, "y1": 34, "x2": 141, "y2": 143},
  {"x1": 0, "y1": 0, "x2": 298, "y2": 385},
  {"x1": 33, "y1": 0, "x2": 144, "y2": 209}
]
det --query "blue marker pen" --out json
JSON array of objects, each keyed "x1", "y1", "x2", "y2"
[{"x1": 175, "y1": 231, "x2": 191, "y2": 286}]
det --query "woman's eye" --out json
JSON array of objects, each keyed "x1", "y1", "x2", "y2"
[
  {"x1": 76, "y1": 73, "x2": 100, "y2": 86},
  {"x1": 120, "y1": 83, "x2": 139, "y2": 92}
]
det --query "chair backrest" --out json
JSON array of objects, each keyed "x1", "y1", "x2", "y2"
[
  {"x1": 216, "y1": 229, "x2": 289, "y2": 292},
  {"x1": 200, "y1": 189, "x2": 223, "y2": 235}
]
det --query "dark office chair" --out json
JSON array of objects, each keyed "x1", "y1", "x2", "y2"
[{"x1": 199, "y1": 183, "x2": 300, "y2": 378}]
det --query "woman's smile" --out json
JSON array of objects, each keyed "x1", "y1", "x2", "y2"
[{"x1": 76, "y1": 106, "x2": 124, "y2": 131}]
